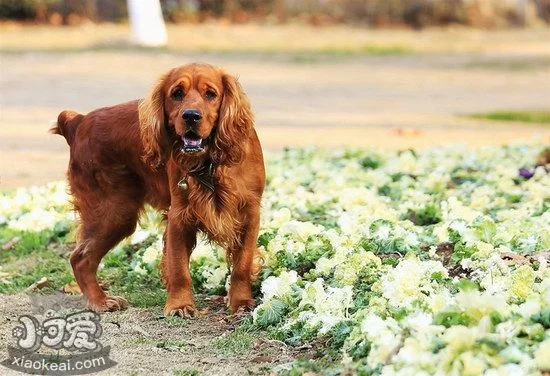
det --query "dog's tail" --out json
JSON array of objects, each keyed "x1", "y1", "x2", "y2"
[{"x1": 50, "y1": 110, "x2": 83, "y2": 146}]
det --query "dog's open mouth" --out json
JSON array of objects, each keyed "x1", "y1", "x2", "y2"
[{"x1": 181, "y1": 131, "x2": 205, "y2": 153}]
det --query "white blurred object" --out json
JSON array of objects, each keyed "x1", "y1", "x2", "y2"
[{"x1": 127, "y1": 0, "x2": 167, "y2": 47}]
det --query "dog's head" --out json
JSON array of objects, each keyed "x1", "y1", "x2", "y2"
[{"x1": 139, "y1": 63, "x2": 253, "y2": 167}]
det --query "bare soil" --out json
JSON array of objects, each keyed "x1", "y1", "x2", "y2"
[{"x1": 0, "y1": 294, "x2": 296, "y2": 375}]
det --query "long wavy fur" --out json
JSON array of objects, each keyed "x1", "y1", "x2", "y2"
[
  {"x1": 138, "y1": 72, "x2": 170, "y2": 168},
  {"x1": 211, "y1": 73, "x2": 254, "y2": 167}
]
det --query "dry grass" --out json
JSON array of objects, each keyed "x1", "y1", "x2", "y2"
[{"x1": 1, "y1": 23, "x2": 550, "y2": 55}]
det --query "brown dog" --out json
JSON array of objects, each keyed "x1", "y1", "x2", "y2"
[{"x1": 52, "y1": 63, "x2": 265, "y2": 316}]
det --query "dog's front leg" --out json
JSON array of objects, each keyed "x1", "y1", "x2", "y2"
[
  {"x1": 163, "y1": 217, "x2": 197, "y2": 318},
  {"x1": 228, "y1": 204, "x2": 261, "y2": 313}
]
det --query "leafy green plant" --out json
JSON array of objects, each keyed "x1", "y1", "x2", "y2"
[{"x1": 406, "y1": 204, "x2": 442, "y2": 226}]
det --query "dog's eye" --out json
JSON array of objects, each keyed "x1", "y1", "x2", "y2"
[
  {"x1": 205, "y1": 89, "x2": 217, "y2": 100},
  {"x1": 171, "y1": 87, "x2": 184, "y2": 101}
]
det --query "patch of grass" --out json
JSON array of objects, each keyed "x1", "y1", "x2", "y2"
[
  {"x1": 156, "y1": 339, "x2": 189, "y2": 352},
  {"x1": 212, "y1": 326, "x2": 257, "y2": 356},
  {"x1": 278, "y1": 358, "x2": 343, "y2": 376},
  {"x1": 358, "y1": 44, "x2": 410, "y2": 55},
  {"x1": 289, "y1": 44, "x2": 410, "y2": 63},
  {"x1": 98, "y1": 252, "x2": 166, "y2": 308},
  {"x1": 173, "y1": 369, "x2": 201, "y2": 376},
  {"x1": 0, "y1": 228, "x2": 62, "y2": 258},
  {"x1": 468, "y1": 110, "x2": 550, "y2": 124},
  {"x1": 124, "y1": 289, "x2": 167, "y2": 308},
  {"x1": 127, "y1": 337, "x2": 155, "y2": 346},
  {"x1": 158, "y1": 315, "x2": 190, "y2": 328},
  {"x1": 462, "y1": 57, "x2": 550, "y2": 71},
  {"x1": 0, "y1": 251, "x2": 73, "y2": 294},
  {"x1": 0, "y1": 221, "x2": 168, "y2": 305},
  {"x1": 104, "y1": 273, "x2": 167, "y2": 308},
  {"x1": 0, "y1": 227, "x2": 73, "y2": 294},
  {"x1": 1, "y1": 43, "x2": 411, "y2": 64}
]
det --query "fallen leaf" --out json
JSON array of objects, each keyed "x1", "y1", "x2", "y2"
[
  {"x1": 501, "y1": 251, "x2": 550, "y2": 266},
  {"x1": 131, "y1": 324, "x2": 150, "y2": 337},
  {"x1": 2, "y1": 237, "x2": 20, "y2": 251},
  {"x1": 501, "y1": 252, "x2": 528, "y2": 266},
  {"x1": 199, "y1": 307, "x2": 209, "y2": 315},
  {"x1": 207, "y1": 295, "x2": 226, "y2": 303},
  {"x1": 392, "y1": 128, "x2": 422, "y2": 137},
  {"x1": 26, "y1": 277, "x2": 51, "y2": 291},
  {"x1": 62, "y1": 281, "x2": 82, "y2": 295},
  {"x1": 251, "y1": 355, "x2": 273, "y2": 363},
  {"x1": 253, "y1": 339, "x2": 265, "y2": 350}
]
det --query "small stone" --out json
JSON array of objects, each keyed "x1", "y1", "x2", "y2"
[
  {"x1": 251, "y1": 356, "x2": 273, "y2": 363},
  {"x1": 199, "y1": 357, "x2": 218, "y2": 364}
]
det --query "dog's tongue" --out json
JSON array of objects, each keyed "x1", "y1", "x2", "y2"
[{"x1": 183, "y1": 136, "x2": 201, "y2": 148}]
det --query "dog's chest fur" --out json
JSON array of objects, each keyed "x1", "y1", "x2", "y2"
[{"x1": 173, "y1": 171, "x2": 243, "y2": 247}]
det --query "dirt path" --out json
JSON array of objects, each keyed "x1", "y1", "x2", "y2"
[
  {"x1": 1, "y1": 48, "x2": 549, "y2": 188},
  {"x1": 0, "y1": 294, "x2": 296, "y2": 375}
]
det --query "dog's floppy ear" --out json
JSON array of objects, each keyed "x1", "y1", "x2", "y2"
[
  {"x1": 212, "y1": 72, "x2": 253, "y2": 166},
  {"x1": 139, "y1": 72, "x2": 169, "y2": 168}
]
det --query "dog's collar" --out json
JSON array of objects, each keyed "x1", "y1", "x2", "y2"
[{"x1": 178, "y1": 159, "x2": 216, "y2": 192}]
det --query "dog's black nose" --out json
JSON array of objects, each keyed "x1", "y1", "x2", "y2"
[{"x1": 182, "y1": 109, "x2": 202, "y2": 123}]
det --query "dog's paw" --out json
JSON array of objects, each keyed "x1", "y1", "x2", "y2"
[
  {"x1": 164, "y1": 304, "x2": 197, "y2": 318},
  {"x1": 228, "y1": 297, "x2": 255, "y2": 315},
  {"x1": 87, "y1": 296, "x2": 128, "y2": 312}
]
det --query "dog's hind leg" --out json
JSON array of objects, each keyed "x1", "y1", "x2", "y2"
[{"x1": 70, "y1": 194, "x2": 142, "y2": 312}]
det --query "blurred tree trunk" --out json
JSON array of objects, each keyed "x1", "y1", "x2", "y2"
[
  {"x1": 34, "y1": 0, "x2": 48, "y2": 23},
  {"x1": 517, "y1": 0, "x2": 527, "y2": 25},
  {"x1": 225, "y1": 0, "x2": 237, "y2": 19},
  {"x1": 275, "y1": 0, "x2": 286, "y2": 23},
  {"x1": 127, "y1": 0, "x2": 167, "y2": 46},
  {"x1": 83, "y1": 0, "x2": 98, "y2": 22}
]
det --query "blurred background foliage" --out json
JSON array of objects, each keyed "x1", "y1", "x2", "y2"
[{"x1": 0, "y1": 0, "x2": 549, "y2": 28}]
